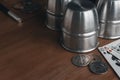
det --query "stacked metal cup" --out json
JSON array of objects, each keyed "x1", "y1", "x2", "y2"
[
  {"x1": 45, "y1": 0, "x2": 63, "y2": 31},
  {"x1": 89, "y1": 0, "x2": 120, "y2": 39},
  {"x1": 46, "y1": 0, "x2": 72, "y2": 31},
  {"x1": 98, "y1": 0, "x2": 120, "y2": 39}
]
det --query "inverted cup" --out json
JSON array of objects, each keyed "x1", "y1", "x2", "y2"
[
  {"x1": 61, "y1": 1, "x2": 99, "y2": 53},
  {"x1": 98, "y1": 0, "x2": 120, "y2": 39}
]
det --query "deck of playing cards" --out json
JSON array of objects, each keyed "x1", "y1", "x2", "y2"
[{"x1": 98, "y1": 39, "x2": 120, "y2": 78}]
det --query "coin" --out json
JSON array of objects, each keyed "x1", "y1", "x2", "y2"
[
  {"x1": 71, "y1": 54, "x2": 91, "y2": 67},
  {"x1": 89, "y1": 61, "x2": 108, "y2": 74}
]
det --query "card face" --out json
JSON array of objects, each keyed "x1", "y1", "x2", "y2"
[
  {"x1": 98, "y1": 47, "x2": 120, "y2": 78},
  {"x1": 103, "y1": 39, "x2": 120, "y2": 60},
  {"x1": 103, "y1": 46, "x2": 120, "y2": 60},
  {"x1": 98, "y1": 39, "x2": 120, "y2": 78},
  {"x1": 110, "y1": 43, "x2": 120, "y2": 54},
  {"x1": 105, "y1": 39, "x2": 120, "y2": 54}
]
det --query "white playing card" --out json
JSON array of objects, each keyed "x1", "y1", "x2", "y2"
[
  {"x1": 98, "y1": 47, "x2": 120, "y2": 78},
  {"x1": 103, "y1": 46, "x2": 120, "y2": 60},
  {"x1": 102, "y1": 39, "x2": 120, "y2": 60}
]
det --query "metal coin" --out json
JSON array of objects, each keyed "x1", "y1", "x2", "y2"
[
  {"x1": 71, "y1": 54, "x2": 91, "y2": 67},
  {"x1": 89, "y1": 61, "x2": 108, "y2": 74}
]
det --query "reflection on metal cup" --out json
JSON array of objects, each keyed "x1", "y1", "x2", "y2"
[
  {"x1": 61, "y1": 1, "x2": 99, "y2": 53},
  {"x1": 98, "y1": 0, "x2": 120, "y2": 39},
  {"x1": 45, "y1": 13, "x2": 63, "y2": 31}
]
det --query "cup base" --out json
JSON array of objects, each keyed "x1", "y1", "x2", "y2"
[{"x1": 61, "y1": 42, "x2": 99, "y2": 53}]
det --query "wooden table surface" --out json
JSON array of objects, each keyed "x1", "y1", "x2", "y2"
[{"x1": 0, "y1": 1, "x2": 119, "y2": 80}]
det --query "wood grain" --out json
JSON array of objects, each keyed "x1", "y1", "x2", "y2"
[{"x1": 0, "y1": 1, "x2": 119, "y2": 80}]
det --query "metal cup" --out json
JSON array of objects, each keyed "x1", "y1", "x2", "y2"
[
  {"x1": 46, "y1": 0, "x2": 73, "y2": 30},
  {"x1": 98, "y1": 0, "x2": 120, "y2": 39},
  {"x1": 47, "y1": 0, "x2": 63, "y2": 15},
  {"x1": 89, "y1": 0, "x2": 104, "y2": 11},
  {"x1": 62, "y1": 0, "x2": 72, "y2": 14},
  {"x1": 61, "y1": 1, "x2": 99, "y2": 53},
  {"x1": 45, "y1": 13, "x2": 63, "y2": 31},
  {"x1": 47, "y1": 0, "x2": 77, "y2": 15}
]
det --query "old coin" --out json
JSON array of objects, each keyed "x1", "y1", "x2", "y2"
[
  {"x1": 89, "y1": 61, "x2": 108, "y2": 74},
  {"x1": 71, "y1": 54, "x2": 91, "y2": 67}
]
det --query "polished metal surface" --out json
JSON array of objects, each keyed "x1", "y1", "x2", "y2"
[
  {"x1": 62, "y1": 31, "x2": 99, "y2": 53},
  {"x1": 61, "y1": 1, "x2": 99, "y2": 53},
  {"x1": 96, "y1": 0, "x2": 104, "y2": 11},
  {"x1": 89, "y1": 0, "x2": 104, "y2": 11},
  {"x1": 63, "y1": 1, "x2": 99, "y2": 34},
  {"x1": 61, "y1": 0, "x2": 72, "y2": 14},
  {"x1": 45, "y1": 13, "x2": 63, "y2": 31},
  {"x1": 47, "y1": 0, "x2": 77, "y2": 15},
  {"x1": 47, "y1": 0, "x2": 63, "y2": 15},
  {"x1": 98, "y1": 0, "x2": 120, "y2": 39},
  {"x1": 99, "y1": 23, "x2": 120, "y2": 39}
]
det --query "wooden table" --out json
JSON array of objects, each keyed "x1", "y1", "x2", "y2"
[{"x1": 0, "y1": 1, "x2": 119, "y2": 80}]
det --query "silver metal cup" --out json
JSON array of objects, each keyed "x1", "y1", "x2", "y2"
[
  {"x1": 98, "y1": 0, "x2": 120, "y2": 39},
  {"x1": 89, "y1": 0, "x2": 104, "y2": 11},
  {"x1": 62, "y1": 0, "x2": 72, "y2": 14},
  {"x1": 45, "y1": 13, "x2": 63, "y2": 31},
  {"x1": 47, "y1": 0, "x2": 63, "y2": 15},
  {"x1": 61, "y1": 1, "x2": 99, "y2": 53}
]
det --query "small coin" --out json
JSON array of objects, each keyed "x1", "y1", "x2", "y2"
[
  {"x1": 71, "y1": 54, "x2": 91, "y2": 67},
  {"x1": 89, "y1": 61, "x2": 108, "y2": 74}
]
